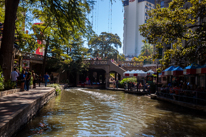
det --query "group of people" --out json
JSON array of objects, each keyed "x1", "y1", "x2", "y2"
[
  {"x1": 126, "y1": 82, "x2": 150, "y2": 92},
  {"x1": 160, "y1": 82, "x2": 206, "y2": 100},
  {"x1": 11, "y1": 68, "x2": 51, "y2": 91}
]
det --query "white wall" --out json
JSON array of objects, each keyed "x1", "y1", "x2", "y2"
[{"x1": 123, "y1": 0, "x2": 154, "y2": 57}]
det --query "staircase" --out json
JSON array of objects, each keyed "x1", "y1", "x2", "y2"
[{"x1": 108, "y1": 61, "x2": 126, "y2": 77}]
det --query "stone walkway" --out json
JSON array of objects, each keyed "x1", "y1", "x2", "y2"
[{"x1": 0, "y1": 85, "x2": 56, "y2": 137}]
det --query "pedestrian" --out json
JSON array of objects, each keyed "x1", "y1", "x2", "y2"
[
  {"x1": 11, "y1": 68, "x2": 19, "y2": 88},
  {"x1": 116, "y1": 80, "x2": 119, "y2": 89},
  {"x1": 24, "y1": 69, "x2": 28, "y2": 90},
  {"x1": 32, "y1": 70, "x2": 36, "y2": 88},
  {"x1": 38, "y1": 74, "x2": 42, "y2": 87},
  {"x1": 20, "y1": 70, "x2": 26, "y2": 91},
  {"x1": 86, "y1": 76, "x2": 89, "y2": 84},
  {"x1": 43, "y1": 72, "x2": 50, "y2": 87},
  {"x1": 113, "y1": 79, "x2": 116, "y2": 89},
  {"x1": 26, "y1": 69, "x2": 31, "y2": 91}
]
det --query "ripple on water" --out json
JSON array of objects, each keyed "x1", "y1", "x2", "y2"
[{"x1": 15, "y1": 88, "x2": 206, "y2": 137}]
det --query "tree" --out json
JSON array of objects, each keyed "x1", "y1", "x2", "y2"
[
  {"x1": 0, "y1": 0, "x2": 93, "y2": 80},
  {"x1": 139, "y1": 0, "x2": 206, "y2": 70},
  {"x1": 117, "y1": 53, "x2": 126, "y2": 61},
  {"x1": 88, "y1": 32, "x2": 122, "y2": 59},
  {"x1": 132, "y1": 43, "x2": 153, "y2": 62},
  {"x1": 140, "y1": 43, "x2": 153, "y2": 57}
]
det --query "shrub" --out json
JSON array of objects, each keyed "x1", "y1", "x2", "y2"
[
  {"x1": 120, "y1": 77, "x2": 137, "y2": 85},
  {"x1": 0, "y1": 67, "x2": 4, "y2": 91},
  {"x1": 4, "y1": 80, "x2": 16, "y2": 90},
  {"x1": 47, "y1": 84, "x2": 62, "y2": 94}
]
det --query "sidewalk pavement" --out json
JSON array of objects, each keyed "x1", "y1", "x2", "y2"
[{"x1": 0, "y1": 85, "x2": 55, "y2": 136}]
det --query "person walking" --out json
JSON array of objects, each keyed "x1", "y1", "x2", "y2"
[
  {"x1": 38, "y1": 74, "x2": 42, "y2": 87},
  {"x1": 43, "y1": 72, "x2": 50, "y2": 87},
  {"x1": 11, "y1": 68, "x2": 19, "y2": 88},
  {"x1": 26, "y1": 69, "x2": 31, "y2": 91},
  {"x1": 24, "y1": 69, "x2": 28, "y2": 90},
  {"x1": 20, "y1": 70, "x2": 26, "y2": 91}
]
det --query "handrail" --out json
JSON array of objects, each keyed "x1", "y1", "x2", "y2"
[{"x1": 158, "y1": 88, "x2": 206, "y2": 105}]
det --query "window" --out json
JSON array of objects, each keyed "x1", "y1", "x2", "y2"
[
  {"x1": 145, "y1": 13, "x2": 148, "y2": 16},
  {"x1": 145, "y1": 20, "x2": 147, "y2": 23},
  {"x1": 160, "y1": 1, "x2": 164, "y2": 8}
]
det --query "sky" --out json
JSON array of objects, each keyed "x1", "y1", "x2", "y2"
[{"x1": 87, "y1": 0, "x2": 124, "y2": 54}]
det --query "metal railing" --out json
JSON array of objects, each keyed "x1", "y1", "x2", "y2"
[
  {"x1": 157, "y1": 88, "x2": 206, "y2": 105},
  {"x1": 84, "y1": 60, "x2": 108, "y2": 65}
]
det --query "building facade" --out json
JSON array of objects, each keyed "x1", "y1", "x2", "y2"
[{"x1": 123, "y1": 0, "x2": 155, "y2": 60}]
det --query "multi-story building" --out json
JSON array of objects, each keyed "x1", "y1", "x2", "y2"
[{"x1": 123, "y1": 0, "x2": 155, "y2": 60}]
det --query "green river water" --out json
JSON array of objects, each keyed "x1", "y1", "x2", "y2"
[{"x1": 16, "y1": 88, "x2": 206, "y2": 137}]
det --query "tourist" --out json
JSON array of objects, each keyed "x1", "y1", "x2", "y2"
[
  {"x1": 86, "y1": 76, "x2": 89, "y2": 84},
  {"x1": 38, "y1": 74, "x2": 42, "y2": 87},
  {"x1": 138, "y1": 82, "x2": 142, "y2": 90},
  {"x1": 96, "y1": 57, "x2": 99, "y2": 60},
  {"x1": 32, "y1": 70, "x2": 36, "y2": 88},
  {"x1": 11, "y1": 68, "x2": 19, "y2": 88},
  {"x1": 24, "y1": 69, "x2": 28, "y2": 90},
  {"x1": 26, "y1": 69, "x2": 31, "y2": 91},
  {"x1": 116, "y1": 80, "x2": 119, "y2": 89},
  {"x1": 20, "y1": 70, "x2": 26, "y2": 91},
  {"x1": 43, "y1": 72, "x2": 50, "y2": 87},
  {"x1": 113, "y1": 79, "x2": 116, "y2": 89}
]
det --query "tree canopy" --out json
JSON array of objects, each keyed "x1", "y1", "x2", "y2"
[
  {"x1": 88, "y1": 32, "x2": 122, "y2": 59},
  {"x1": 0, "y1": 0, "x2": 94, "y2": 80},
  {"x1": 139, "y1": 0, "x2": 206, "y2": 70},
  {"x1": 132, "y1": 43, "x2": 153, "y2": 62}
]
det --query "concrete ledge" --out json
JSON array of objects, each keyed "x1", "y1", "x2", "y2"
[
  {"x1": 0, "y1": 87, "x2": 56, "y2": 137},
  {"x1": 0, "y1": 88, "x2": 20, "y2": 98},
  {"x1": 157, "y1": 96, "x2": 206, "y2": 112}
]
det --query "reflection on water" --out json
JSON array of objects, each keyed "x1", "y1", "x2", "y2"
[{"x1": 16, "y1": 88, "x2": 206, "y2": 137}]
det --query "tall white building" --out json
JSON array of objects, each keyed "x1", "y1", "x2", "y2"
[{"x1": 123, "y1": 0, "x2": 155, "y2": 60}]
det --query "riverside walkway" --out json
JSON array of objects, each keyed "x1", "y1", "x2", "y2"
[{"x1": 0, "y1": 86, "x2": 58, "y2": 137}]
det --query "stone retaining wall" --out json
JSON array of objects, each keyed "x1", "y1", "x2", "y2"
[
  {"x1": 157, "y1": 96, "x2": 206, "y2": 112},
  {"x1": 0, "y1": 84, "x2": 68, "y2": 137}
]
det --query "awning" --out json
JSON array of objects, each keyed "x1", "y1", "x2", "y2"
[
  {"x1": 196, "y1": 64, "x2": 206, "y2": 74},
  {"x1": 183, "y1": 64, "x2": 200, "y2": 75},
  {"x1": 164, "y1": 66, "x2": 175, "y2": 76},
  {"x1": 172, "y1": 66, "x2": 183, "y2": 76}
]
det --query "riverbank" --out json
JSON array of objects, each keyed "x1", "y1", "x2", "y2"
[{"x1": 0, "y1": 84, "x2": 67, "y2": 137}]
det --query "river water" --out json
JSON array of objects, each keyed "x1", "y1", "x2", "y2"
[{"x1": 16, "y1": 88, "x2": 206, "y2": 137}]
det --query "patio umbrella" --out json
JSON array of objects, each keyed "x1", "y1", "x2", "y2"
[
  {"x1": 172, "y1": 66, "x2": 183, "y2": 76},
  {"x1": 164, "y1": 66, "x2": 175, "y2": 76},
  {"x1": 130, "y1": 70, "x2": 138, "y2": 76},
  {"x1": 196, "y1": 64, "x2": 206, "y2": 74},
  {"x1": 123, "y1": 70, "x2": 131, "y2": 76},
  {"x1": 183, "y1": 63, "x2": 200, "y2": 75},
  {"x1": 138, "y1": 70, "x2": 147, "y2": 77},
  {"x1": 147, "y1": 70, "x2": 154, "y2": 75}
]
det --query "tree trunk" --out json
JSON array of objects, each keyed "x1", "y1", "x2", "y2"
[
  {"x1": 0, "y1": 0, "x2": 20, "y2": 80},
  {"x1": 42, "y1": 37, "x2": 49, "y2": 77}
]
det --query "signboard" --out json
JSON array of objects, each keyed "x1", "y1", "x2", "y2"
[
  {"x1": 146, "y1": 76, "x2": 153, "y2": 83},
  {"x1": 22, "y1": 59, "x2": 30, "y2": 68}
]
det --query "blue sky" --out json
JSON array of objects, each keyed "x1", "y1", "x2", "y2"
[{"x1": 87, "y1": 0, "x2": 124, "y2": 54}]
